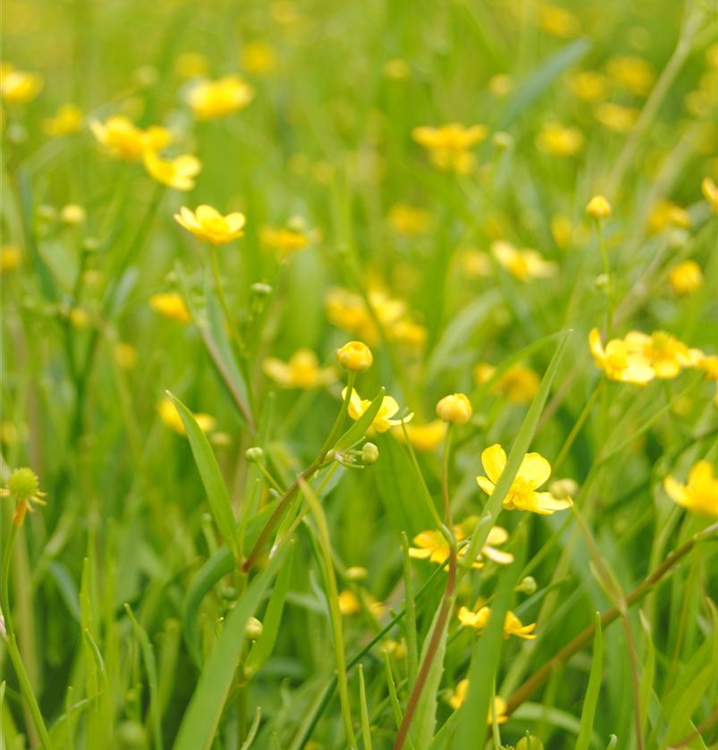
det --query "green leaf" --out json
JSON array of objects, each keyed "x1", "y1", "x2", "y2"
[
  {"x1": 172, "y1": 545, "x2": 288, "y2": 750},
  {"x1": 334, "y1": 387, "x2": 386, "y2": 451},
  {"x1": 358, "y1": 665, "x2": 373, "y2": 750},
  {"x1": 575, "y1": 613, "x2": 603, "y2": 750},
  {"x1": 167, "y1": 391, "x2": 240, "y2": 558},
  {"x1": 517, "y1": 736, "x2": 544, "y2": 750},
  {"x1": 124, "y1": 604, "x2": 164, "y2": 750},
  {"x1": 246, "y1": 541, "x2": 295, "y2": 676}
]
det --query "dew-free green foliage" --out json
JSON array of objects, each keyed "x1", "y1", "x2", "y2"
[{"x1": 1, "y1": 0, "x2": 718, "y2": 749}]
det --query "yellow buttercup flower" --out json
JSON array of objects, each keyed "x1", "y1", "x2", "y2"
[
  {"x1": 0, "y1": 63, "x2": 43, "y2": 103},
  {"x1": 149, "y1": 292, "x2": 192, "y2": 323},
  {"x1": 263, "y1": 349, "x2": 336, "y2": 388},
  {"x1": 473, "y1": 362, "x2": 540, "y2": 405},
  {"x1": 702, "y1": 178, "x2": 718, "y2": 214},
  {"x1": 90, "y1": 115, "x2": 171, "y2": 161},
  {"x1": 537, "y1": 4, "x2": 580, "y2": 38},
  {"x1": 259, "y1": 224, "x2": 310, "y2": 256},
  {"x1": 1, "y1": 467, "x2": 47, "y2": 526},
  {"x1": 491, "y1": 240, "x2": 557, "y2": 282},
  {"x1": 392, "y1": 420, "x2": 447, "y2": 453},
  {"x1": 647, "y1": 200, "x2": 690, "y2": 234},
  {"x1": 536, "y1": 123, "x2": 584, "y2": 157},
  {"x1": 412, "y1": 123, "x2": 488, "y2": 174},
  {"x1": 43, "y1": 103, "x2": 83, "y2": 136},
  {"x1": 569, "y1": 70, "x2": 610, "y2": 102},
  {"x1": 447, "y1": 680, "x2": 508, "y2": 723},
  {"x1": 186, "y1": 75, "x2": 254, "y2": 120},
  {"x1": 143, "y1": 151, "x2": 201, "y2": 191},
  {"x1": 458, "y1": 248, "x2": 493, "y2": 279},
  {"x1": 338, "y1": 590, "x2": 361, "y2": 615},
  {"x1": 594, "y1": 102, "x2": 639, "y2": 133},
  {"x1": 669, "y1": 260, "x2": 702, "y2": 296},
  {"x1": 343, "y1": 387, "x2": 412, "y2": 433},
  {"x1": 458, "y1": 606, "x2": 537, "y2": 640},
  {"x1": 488, "y1": 74, "x2": 513, "y2": 98},
  {"x1": 664, "y1": 461, "x2": 718, "y2": 518},
  {"x1": 476, "y1": 444, "x2": 573, "y2": 515},
  {"x1": 336, "y1": 340, "x2": 373, "y2": 373},
  {"x1": 409, "y1": 525, "x2": 514, "y2": 569},
  {"x1": 606, "y1": 55, "x2": 655, "y2": 97},
  {"x1": 241, "y1": 41, "x2": 278, "y2": 76},
  {"x1": 60, "y1": 204, "x2": 86, "y2": 226},
  {"x1": 1, "y1": 245, "x2": 22, "y2": 273},
  {"x1": 696, "y1": 354, "x2": 718, "y2": 381},
  {"x1": 158, "y1": 397, "x2": 215, "y2": 436},
  {"x1": 387, "y1": 319, "x2": 428, "y2": 349},
  {"x1": 387, "y1": 203, "x2": 432, "y2": 236},
  {"x1": 586, "y1": 195, "x2": 612, "y2": 220},
  {"x1": 436, "y1": 393, "x2": 473, "y2": 425},
  {"x1": 174, "y1": 205, "x2": 246, "y2": 245},
  {"x1": 589, "y1": 328, "x2": 654, "y2": 384},
  {"x1": 624, "y1": 331, "x2": 698, "y2": 380}
]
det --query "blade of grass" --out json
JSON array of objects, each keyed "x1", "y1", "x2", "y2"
[{"x1": 574, "y1": 613, "x2": 604, "y2": 750}]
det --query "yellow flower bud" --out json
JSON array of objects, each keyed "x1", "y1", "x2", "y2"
[
  {"x1": 336, "y1": 341, "x2": 373, "y2": 373},
  {"x1": 436, "y1": 393, "x2": 473, "y2": 425},
  {"x1": 586, "y1": 195, "x2": 611, "y2": 220}
]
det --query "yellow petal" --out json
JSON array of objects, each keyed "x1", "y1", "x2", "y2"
[
  {"x1": 518, "y1": 452, "x2": 552, "y2": 489},
  {"x1": 534, "y1": 492, "x2": 573, "y2": 514},
  {"x1": 476, "y1": 476, "x2": 496, "y2": 496},
  {"x1": 481, "y1": 444, "x2": 506, "y2": 483},
  {"x1": 663, "y1": 475, "x2": 689, "y2": 506}
]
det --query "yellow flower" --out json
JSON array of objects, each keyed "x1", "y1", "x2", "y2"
[
  {"x1": 702, "y1": 177, "x2": 718, "y2": 214},
  {"x1": 537, "y1": 4, "x2": 580, "y2": 38},
  {"x1": 387, "y1": 203, "x2": 432, "y2": 236},
  {"x1": 586, "y1": 195, "x2": 612, "y2": 220},
  {"x1": 343, "y1": 387, "x2": 412, "y2": 433},
  {"x1": 392, "y1": 420, "x2": 447, "y2": 453},
  {"x1": 594, "y1": 102, "x2": 639, "y2": 133},
  {"x1": 0, "y1": 63, "x2": 43, "y2": 103},
  {"x1": 477, "y1": 444, "x2": 573, "y2": 515},
  {"x1": 488, "y1": 74, "x2": 513, "y2": 98},
  {"x1": 1, "y1": 245, "x2": 22, "y2": 273},
  {"x1": 458, "y1": 606, "x2": 537, "y2": 640},
  {"x1": 589, "y1": 328, "x2": 654, "y2": 384},
  {"x1": 436, "y1": 393, "x2": 473, "y2": 425},
  {"x1": 458, "y1": 248, "x2": 493, "y2": 279},
  {"x1": 157, "y1": 397, "x2": 215, "y2": 436},
  {"x1": 624, "y1": 331, "x2": 698, "y2": 380},
  {"x1": 491, "y1": 240, "x2": 557, "y2": 282},
  {"x1": 409, "y1": 525, "x2": 514, "y2": 569},
  {"x1": 647, "y1": 200, "x2": 691, "y2": 234},
  {"x1": 149, "y1": 292, "x2": 192, "y2": 323},
  {"x1": 447, "y1": 680, "x2": 508, "y2": 723},
  {"x1": 263, "y1": 349, "x2": 336, "y2": 388},
  {"x1": 664, "y1": 461, "x2": 718, "y2": 518},
  {"x1": 550, "y1": 214, "x2": 574, "y2": 250},
  {"x1": 338, "y1": 590, "x2": 361, "y2": 615},
  {"x1": 696, "y1": 354, "x2": 718, "y2": 381},
  {"x1": 536, "y1": 123, "x2": 583, "y2": 157},
  {"x1": 569, "y1": 70, "x2": 609, "y2": 102},
  {"x1": 412, "y1": 123, "x2": 488, "y2": 173},
  {"x1": 90, "y1": 115, "x2": 171, "y2": 161},
  {"x1": 474, "y1": 363, "x2": 540, "y2": 405},
  {"x1": 1, "y1": 467, "x2": 47, "y2": 526},
  {"x1": 241, "y1": 41, "x2": 278, "y2": 76},
  {"x1": 60, "y1": 204, "x2": 86, "y2": 226},
  {"x1": 186, "y1": 75, "x2": 254, "y2": 120},
  {"x1": 606, "y1": 56, "x2": 655, "y2": 97},
  {"x1": 143, "y1": 151, "x2": 201, "y2": 191},
  {"x1": 43, "y1": 103, "x2": 83, "y2": 136},
  {"x1": 387, "y1": 319, "x2": 428, "y2": 349},
  {"x1": 69, "y1": 308, "x2": 90, "y2": 329},
  {"x1": 259, "y1": 224, "x2": 310, "y2": 256},
  {"x1": 336, "y1": 340, "x2": 373, "y2": 373},
  {"x1": 669, "y1": 260, "x2": 702, "y2": 296},
  {"x1": 174, "y1": 205, "x2": 246, "y2": 245}
]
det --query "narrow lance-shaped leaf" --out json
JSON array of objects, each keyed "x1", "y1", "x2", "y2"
[{"x1": 575, "y1": 613, "x2": 604, "y2": 750}]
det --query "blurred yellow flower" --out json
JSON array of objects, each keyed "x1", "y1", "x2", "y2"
[
  {"x1": 589, "y1": 328, "x2": 655, "y2": 384},
  {"x1": 569, "y1": 70, "x2": 610, "y2": 102},
  {"x1": 409, "y1": 525, "x2": 513, "y2": 568},
  {"x1": 447, "y1": 680, "x2": 508, "y2": 723},
  {"x1": 474, "y1": 362, "x2": 540, "y2": 404},
  {"x1": 1, "y1": 467, "x2": 47, "y2": 526},
  {"x1": 669, "y1": 260, "x2": 702, "y2": 296},
  {"x1": 187, "y1": 75, "x2": 254, "y2": 120},
  {"x1": 458, "y1": 248, "x2": 493, "y2": 279},
  {"x1": 338, "y1": 590, "x2": 361, "y2": 615},
  {"x1": 149, "y1": 292, "x2": 192, "y2": 323},
  {"x1": 336, "y1": 340, "x2": 373, "y2": 372},
  {"x1": 69, "y1": 308, "x2": 90, "y2": 329},
  {"x1": 537, "y1": 4, "x2": 580, "y2": 38},
  {"x1": 0, "y1": 63, "x2": 42, "y2": 103},
  {"x1": 458, "y1": 606, "x2": 537, "y2": 640},
  {"x1": 595, "y1": 102, "x2": 639, "y2": 133},
  {"x1": 387, "y1": 203, "x2": 432, "y2": 236},
  {"x1": 90, "y1": 115, "x2": 171, "y2": 161},
  {"x1": 436, "y1": 393, "x2": 473, "y2": 425},
  {"x1": 491, "y1": 240, "x2": 557, "y2": 282},
  {"x1": 647, "y1": 200, "x2": 690, "y2": 234},
  {"x1": 664, "y1": 461, "x2": 718, "y2": 518},
  {"x1": 259, "y1": 224, "x2": 310, "y2": 256},
  {"x1": 143, "y1": 151, "x2": 201, "y2": 191},
  {"x1": 392, "y1": 420, "x2": 446, "y2": 452},
  {"x1": 536, "y1": 123, "x2": 584, "y2": 157},
  {"x1": 624, "y1": 331, "x2": 699, "y2": 379},
  {"x1": 174, "y1": 205, "x2": 246, "y2": 245},
  {"x1": 412, "y1": 123, "x2": 488, "y2": 173},
  {"x1": 343, "y1": 387, "x2": 412, "y2": 433},
  {"x1": 606, "y1": 56, "x2": 654, "y2": 97},
  {"x1": 696, "y1": 354, "x2": 718, "y2": 381},
  {"x1": 263, "y1": 349, "x2": 336, "y2": 388},
  {"x1": 550, "y1": 214, "x2": 574, "y2": 250},
  {"x1": 241, "y1": 41, "x2": 278, "y2": 75},
  {"x1": 157, "y1": 397, "x2": 215, "y2": 436},
  {"x1": 174, "y1": 52, "x2": 209, "y2": 79},
  {"x1": 488, "y1": 73, "x2": 513, "y2": 98},
  {"x1": 43, "y1": 103, "x2": 82, "y2": 136},
  {"x1": 586, "y1": 195, "x2": 612, "y2": 220},
  {"x1": 1, "y1": 245, "x2": 22, "y2": 273},
  {"x1": 387, "y1": 319, "x2": 428, "y2": 348},
  {"x1": 60, "y1": 204, "x2": 86, "y2": 226},
  {"x1": 114, "y1": 342, "x2": 138, "y2": 370},
  {"x1": 477, "y1": 444, "x2": 573, "y2": 515},
  {"x1": 702, "y1": 177, "x2": 718, "y2": 213}
]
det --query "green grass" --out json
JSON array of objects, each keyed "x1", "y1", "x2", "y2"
[{"x1": 1, "y1": 0, "x2": 718, "y2": 749}]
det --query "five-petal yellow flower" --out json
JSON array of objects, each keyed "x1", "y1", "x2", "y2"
[{"x1": 174, "y1": 205, "x2": 246, "y2": 245}]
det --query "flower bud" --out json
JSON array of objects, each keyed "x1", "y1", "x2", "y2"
[
  {"x1": 436, "y1": 393, "x2": 473, "y2": 425},
  {"x1": 346, "y1": 566, "x2": 368, "y2": 581},
  {"x1": 336, "y1": 341, "x2": 373, "y2": 373},
  {"x1": 61, "y1": 204, "x2": 86, "y2": 226},
  {"x1": 586, "y1": 195, "x2": 611, "y2": 220},
  {"x1": 245, "y1": 447, "x2": 264, "y2": 462},
  {"x1": 549, "y1": 478, "x2": 578, "y2": 500},
  {"x1": 251, "y1": 282, "x2": 273, "y2": 297},
  {"x1": 361, "y1": 442, "x2": 379, "y2": 464},
  {"x1": 244, "y1": 616, "x2": 263, "y2": 641},
  {"x1": 515, "y1": 576, "x2": 537, "y2": 595}
]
